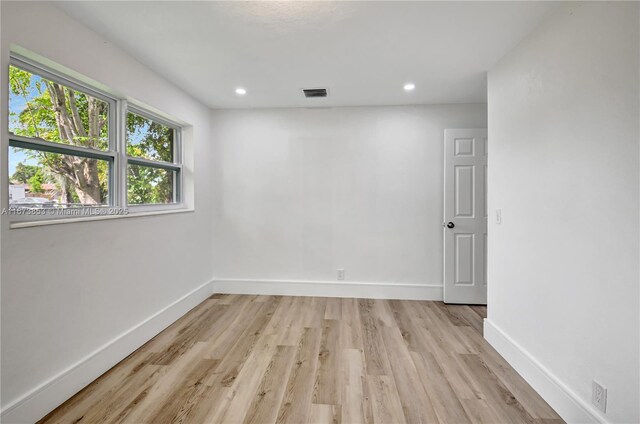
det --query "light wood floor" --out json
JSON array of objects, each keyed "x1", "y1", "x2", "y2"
[{"x1": 40, "y1": 295, "x2": 563, "y2": 424}]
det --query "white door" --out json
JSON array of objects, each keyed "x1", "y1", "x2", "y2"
[{"x1": 443, "y1": 129, "x2": 488, "y2": 304}]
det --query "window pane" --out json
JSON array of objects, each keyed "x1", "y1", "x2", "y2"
[
  {"x1": 9, "y1": 147, "x2": 110, "y2": 207},
  {"x1": 126, "y1": 112, "x2": 174, "y2": 162},
  {"x1": 127, "y1": 164, "x2": 175, "y2": 205},
  {"x1": 9, "y1": 65, "x2": 109, "y2": 151}
]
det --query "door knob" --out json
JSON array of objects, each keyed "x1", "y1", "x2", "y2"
[{"x1": 446, "y1": 222, "x2": 455, "y2": 229}]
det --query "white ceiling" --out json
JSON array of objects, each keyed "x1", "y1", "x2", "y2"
[{"x1": 55, "y1": 1, "x2": 558, "y2": 109}]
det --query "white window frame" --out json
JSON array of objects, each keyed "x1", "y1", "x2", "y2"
[
  {"x1": 122, "y1": 105, "x2": 183, "y2": 212},
  {"x1": 7, "y1": 54, "x2": 186, "y2": 224}
]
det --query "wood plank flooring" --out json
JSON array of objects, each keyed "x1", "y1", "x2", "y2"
[{"x1": 39, "y1": 295, "x2": 563, "y2": 424}]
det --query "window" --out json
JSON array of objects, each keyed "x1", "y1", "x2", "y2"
[
  {"x1": 126, "y1": 110, "x2": 181, "y2": 205},
  {"x1": 127, "y1": 164, "x2": 176, "y2": 205},
  {"x1": 127, "y1": 112, "x2": 174, "y2": 162},
  {"x1": 7, "y1": 55, "x2": 183, "y2": 221},
  {"x1": 9, "y1": 65, "x2": 110, "y2": 151},
  {"x1": 9, "y1": 146, "x2": 111, "y2": 207}
]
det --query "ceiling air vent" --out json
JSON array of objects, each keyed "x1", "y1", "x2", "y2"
[{"x1": 302, "y1": 88, "x2": 328, "y2": 98}]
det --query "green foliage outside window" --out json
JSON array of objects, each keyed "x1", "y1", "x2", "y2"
[{"x1": 126, "y1": 112, "x2": 175, "y2": 204}]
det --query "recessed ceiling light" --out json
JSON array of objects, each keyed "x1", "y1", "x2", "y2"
[
  {"x1": 404, "y1": 83, "x2": 415, "y2": 91},
  {"x1": 235, "y1": 87, "x2": 247, "y2": 95}
]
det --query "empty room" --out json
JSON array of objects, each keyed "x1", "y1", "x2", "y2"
[{"x1": 1, "y1": 1, "x2": 638, "y2": 423}]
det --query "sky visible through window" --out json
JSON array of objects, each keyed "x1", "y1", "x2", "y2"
[{"x1": 8, "y1": 74, "x2": 38, "y2": 175}]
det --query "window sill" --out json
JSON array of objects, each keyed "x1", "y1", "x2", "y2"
[{"x1": 9, "y1": 207, "x2": 194, "y2": 229}]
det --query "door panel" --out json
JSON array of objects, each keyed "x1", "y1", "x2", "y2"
[
  {"x1": 455, "y1": 138, "x2": 475, "y2": 156},
  {"x1": 455, "y1": 166, "x2": 475, "y2": 217},
  {"x1": 455, "y1": 233, "x2": 474, "y2": 285},
  {"x1": 444, "y1": 129, "x2": 487, "y2": 304}
]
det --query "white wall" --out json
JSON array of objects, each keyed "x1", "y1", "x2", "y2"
[
  {"x1": 211, "y1": 105, "x2": 486, "y2": 297},
  {"x1": 486, "y1": 2, "x2": 639, "y2": 423},
  {"x1": 1, "y1": 2, "x2": 214, "y2": 421}
]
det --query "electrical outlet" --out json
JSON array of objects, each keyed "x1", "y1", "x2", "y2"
[
  {"x1": 592, "y1": 380, "x2": 607, "y2": 413},
  {"x1": 337, "y1": 269, "x2": 345, "y2": 281}
]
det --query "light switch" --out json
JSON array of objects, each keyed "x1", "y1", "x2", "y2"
[{"x1": 495, "y1": 209, "x2": 502, "y2": 224}]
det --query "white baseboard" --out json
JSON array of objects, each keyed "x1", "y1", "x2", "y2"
[
  {"x1": 213, "y1": 278, "x2": 443, "y2": 301},
  {"x1": 1, "y1": 280, "x2": 214, "y2": 424},
  {"x1": 483, "y1": 319, "x2": 606, "y2": 424}
]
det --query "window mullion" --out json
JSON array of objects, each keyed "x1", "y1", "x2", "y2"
[
  {"x1": 116, "y1": 100, "x2": 128, "y2": 208},
  {"x1": 108, "y1": 95, "x2": 118, "y2": 207}
]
